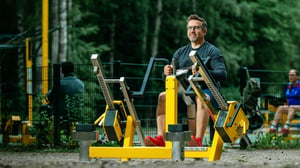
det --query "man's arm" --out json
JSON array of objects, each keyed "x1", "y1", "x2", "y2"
[{"x1": 208, "y1": 48, "x2": 227, "y2": 82}]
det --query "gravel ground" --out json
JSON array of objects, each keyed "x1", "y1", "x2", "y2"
[{"x1": 1, "y1": 149, "x2": 300, "y2": 168}]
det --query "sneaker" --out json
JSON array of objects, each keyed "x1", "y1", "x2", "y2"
[
  {"x1": 280, "y1": 128, "x2": 289, "y2": 137},
  {"x1": 144, "y1": 135, "x2": 165, "y2": 146},
  {"x1": 269, "y1": 127, "x2": 277, "y2": 134},
  {"x1": 187, "y1": 135, "x2": 202, "y2": 147}
]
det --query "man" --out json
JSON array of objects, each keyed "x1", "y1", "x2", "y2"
[
  {"x1": 270, "y1": 69, "x2": 300, "y2": 136},
  {"x1": 144, "y1": 14, "x2": 227, "y2": 147},
  {"x1": 46, "y1": 62, "x2": 84, "y2": 136}
]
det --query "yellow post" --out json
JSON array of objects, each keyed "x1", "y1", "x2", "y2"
[
  {"x1": 121, "y1": 115, "x2": 135, "y2": 161},
  {"x1": 208, "y1": 131, "x2": 224, "y2": 161},
  {"x1": 165, "y1": 75, "x2": 178, "y2": 148},
  {"x1": 42, "y1": 0, "x2": 49, "y2": 103},
  {"x1": 26, "y1": 38, "x2": 33, "y2": 125}
]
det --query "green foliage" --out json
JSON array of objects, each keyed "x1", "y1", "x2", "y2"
[
  {"x1": 28, "y1": 94, "x2": 86, "y2": 147},
  {"x1": 64, "y1": 94, "x2": 85, "y2": 123},
  {"x1": 68, "y1": 2, "x2": 110, "y2": 64},
  {"x1": 29, "y1": 109, "x2": 54, "y2": 147},
  {"x1": 0, "y1": 143, "x2": 79, "y2": 153},
  {"x1": 253, "y1": 132, "x2": 300, "y2": 149},
  {"x1": 3, "y1": 0, "x2": 300, "y2": 87},
  {"x1": 249, "y1": 0, "x2": 300, "y2": 71},
  {"x1": 3, "y1": 0, "x2": 300, "y2": 135},
  {"x1": 221, "y1": 85, "x2": 241, "y2": 101}
]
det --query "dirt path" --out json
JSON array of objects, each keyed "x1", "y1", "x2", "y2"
[{"x1": 1, "y1": 149, "x2": 300, "y2": 168}]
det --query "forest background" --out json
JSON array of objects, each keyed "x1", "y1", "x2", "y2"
[{"x1": 1, "y1": 0, "x2": 300, "y2": 121}]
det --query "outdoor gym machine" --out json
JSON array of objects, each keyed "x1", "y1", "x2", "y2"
[{"x1": 86, "y1": 51, "x2": 249, "y2": 161}]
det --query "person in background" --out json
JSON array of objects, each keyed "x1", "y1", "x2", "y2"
[
  {"x1": 144, "y1": 14, "x2": 227, "y2": 147},
  {"x1": 270, "y1": 69, "x2": 300, "y2": 136},
  {"x1": 46, "y1": 62, "x2": 84, "y2": 137}
]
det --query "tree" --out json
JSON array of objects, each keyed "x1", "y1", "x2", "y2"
[
  {"x1": 2, "y1": 0, "x2": 300, "y2": 116},
  {"x1": 58, "y1": 0, "x2": 68, "y2": 63},
  {"x1": 151, "y1": 0, "x2": 162, "y2": 58},
  {"x1": 51, "y1": 0, "x2": 59, "y2": 65},
  {"x1": 250, "y1": 0, "x2": 300, "y2": 71}
]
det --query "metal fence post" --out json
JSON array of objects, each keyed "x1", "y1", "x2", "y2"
[
  {"x1": 113, "y1": 60, "x2": 121, "y2": 99},
  {"x1": 53, "y1": 63, "x2": 61, "y2": 146}
]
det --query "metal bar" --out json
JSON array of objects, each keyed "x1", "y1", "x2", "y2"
[
  {"x1": 89, "y1": 146, "x2": 214, "y2": 159},
  {"x1": 188, "y1": 75, "x2": 217, "y2": 121},
  {"x1": 91, "y1": 54, "x2": 115, "y2": 109},
  {"x1": 53, "y1": 64, "x2": 61, "y2": 146},
  {"x1": 90, "y1": 54, "x2": 145, "y2": 145},
  {"x1": 184, "y1": 147, "x2": 208, "y2": 151},
  {"x1": 42, "y1": 0, "x2": 49, "y2": 103},
  {"x1": 131, "y1": 57, "x2": 169, "y2": 97},
  {"x1": 189, "y1": 51, "x2": 228, "y2": 110},
  {"x1": 104, "y1": 79, "x2": 123, "y2": 83},
  {"x1": 119, "y1": 77, "x2": 145, "y2": 146},
  {"x1": 165, "y1": 76, "x2": 178, "y2": 148},
  {"x1": 26, "y1": 38, "x2": 33, "y2": 125},
  {"x1": 89, "y1": 147, "x2": 172, "y2": 159},
  {"x1": 79, "y1": 141, "x2": 90, "y2": 162}
]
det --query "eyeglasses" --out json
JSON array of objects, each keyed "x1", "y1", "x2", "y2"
[{"x1": 187, "y1": 26, "x2": 201, "y2": 31}]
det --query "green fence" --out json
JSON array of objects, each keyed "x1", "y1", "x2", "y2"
[
  {"x1": 0, "y1": 59, "x2": 173, "y2": 139},
  {"x1": 1, "y1": 62, "x2": 290, "y2": 142}
]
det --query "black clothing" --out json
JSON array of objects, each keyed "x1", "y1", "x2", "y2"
[
  {"x1": 173, "y1": 41, "x2": 227, "y2": 82},
  {"x1": 47, "y1": 73, "x2": 84, "y2": 120}
]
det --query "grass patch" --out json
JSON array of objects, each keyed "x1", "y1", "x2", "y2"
[
  {"x1": 253, "y1": 132, "x2": 300, "y2": 149},
  {"x1": 0, "y1": 142, "x2": 79, "y2": 153}
]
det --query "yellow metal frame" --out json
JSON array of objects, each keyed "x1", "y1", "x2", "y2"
[
  {"x1": 26, "y1": 38, "x2": 33, "y2": 126},
  {"x1": 216, "y1": 101, "x2": 249, "y2": 142},
  {"x1": 42, "y1": 0, "x2": 49, "y2": 104},
  {"x1": 102, "y1": 100, "x2": 128, "y2": 142},
  {"x1": 89, "y1": 75, "x2": 225, "y2": 161},
  {"x1": 8, "y1": 120, "x2": 35, "y2": 146},
  {"x1": 8, "y1": 39, "x2": 36, "y2": 146}
]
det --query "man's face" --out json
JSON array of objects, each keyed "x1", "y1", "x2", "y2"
[
  {"x1": 187, "y1": 20, "x2": 206, "y2": 42},
  {"x1": 288, "y1": 70, "x2": 298, "y2": 82}
]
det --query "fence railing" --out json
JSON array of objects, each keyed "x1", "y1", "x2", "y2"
[
  {"x1": 0, "y1": 59, "x2": 170, "y2": 138},
  {"x1": 1, "y1": 64, "x2": 291, "y2": 141},
  {"x1": 240, "y1": 67, "x2": 289, "y2": 109}
]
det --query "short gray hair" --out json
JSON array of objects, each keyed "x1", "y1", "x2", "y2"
[{"x1": 187, "y1": 14, "x2": 207, "y2": 31}]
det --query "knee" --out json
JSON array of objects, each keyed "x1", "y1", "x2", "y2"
[
  {"x1": 195, "y1": 97, "x2": 207, "y2": 109},
  {"x1": 288, "y1": 107, "x2": 295, "y2": 113},
  {"x1": 277, "y1": 106, "x2": 285, "y2": 112},
  {"x1": 158, "y1": 92, "x2": 166, "y2": 104}
]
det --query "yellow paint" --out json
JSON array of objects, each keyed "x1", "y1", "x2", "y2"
[
  {"x1": 165, "y1": 76, "x2": 177, "y2": 148},
  {"x1": 26, "y1": 38, "x2": 33, "y2": 125},
  {"x1": 42, "y1": 0, "x2": 49, "y2": 103},
  {"x1": 90, "y1": 147, "x2": 172, "y2": 159},
  {"x1": 88, "y1": 73, "x2": 249, "y2": 161}
]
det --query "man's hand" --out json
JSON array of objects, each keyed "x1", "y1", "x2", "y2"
[
  {"x1": 191, "y1": 63, "x2": 198, "y2": 76},
  {"x1": 164, "y1": 65, "x2": 173, "y2": 76}
]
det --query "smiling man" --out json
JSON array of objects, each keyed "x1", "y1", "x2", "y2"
[{"x1": 144, "y1": 14, "x2": 227, "y2": 147}]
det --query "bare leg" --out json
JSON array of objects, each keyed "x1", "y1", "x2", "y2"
[
  {"x1": 144, "y1": 92, "x2": 167, "y2": 146},
  {"x1": 273, "y1": 106, "x2": 288, "y2": 125},
  {"x1": 286, "y1": 107, "x2": 295, "y2": 123},
  {"x1": 156, "y1": 93, "x2": 197, "y2": 138},
  {"x1": 195, "y1": 94, "x2": 210, "y2": 139},
  {"x1": 187, "y1": 104, "x2": 196, "y2": 136},
  {"x1": 286, "y1": 105, "x2": 300, "y2": 122},
  {"x1": 156, "y1": 92, "x2": 166, "y2": 139}
]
